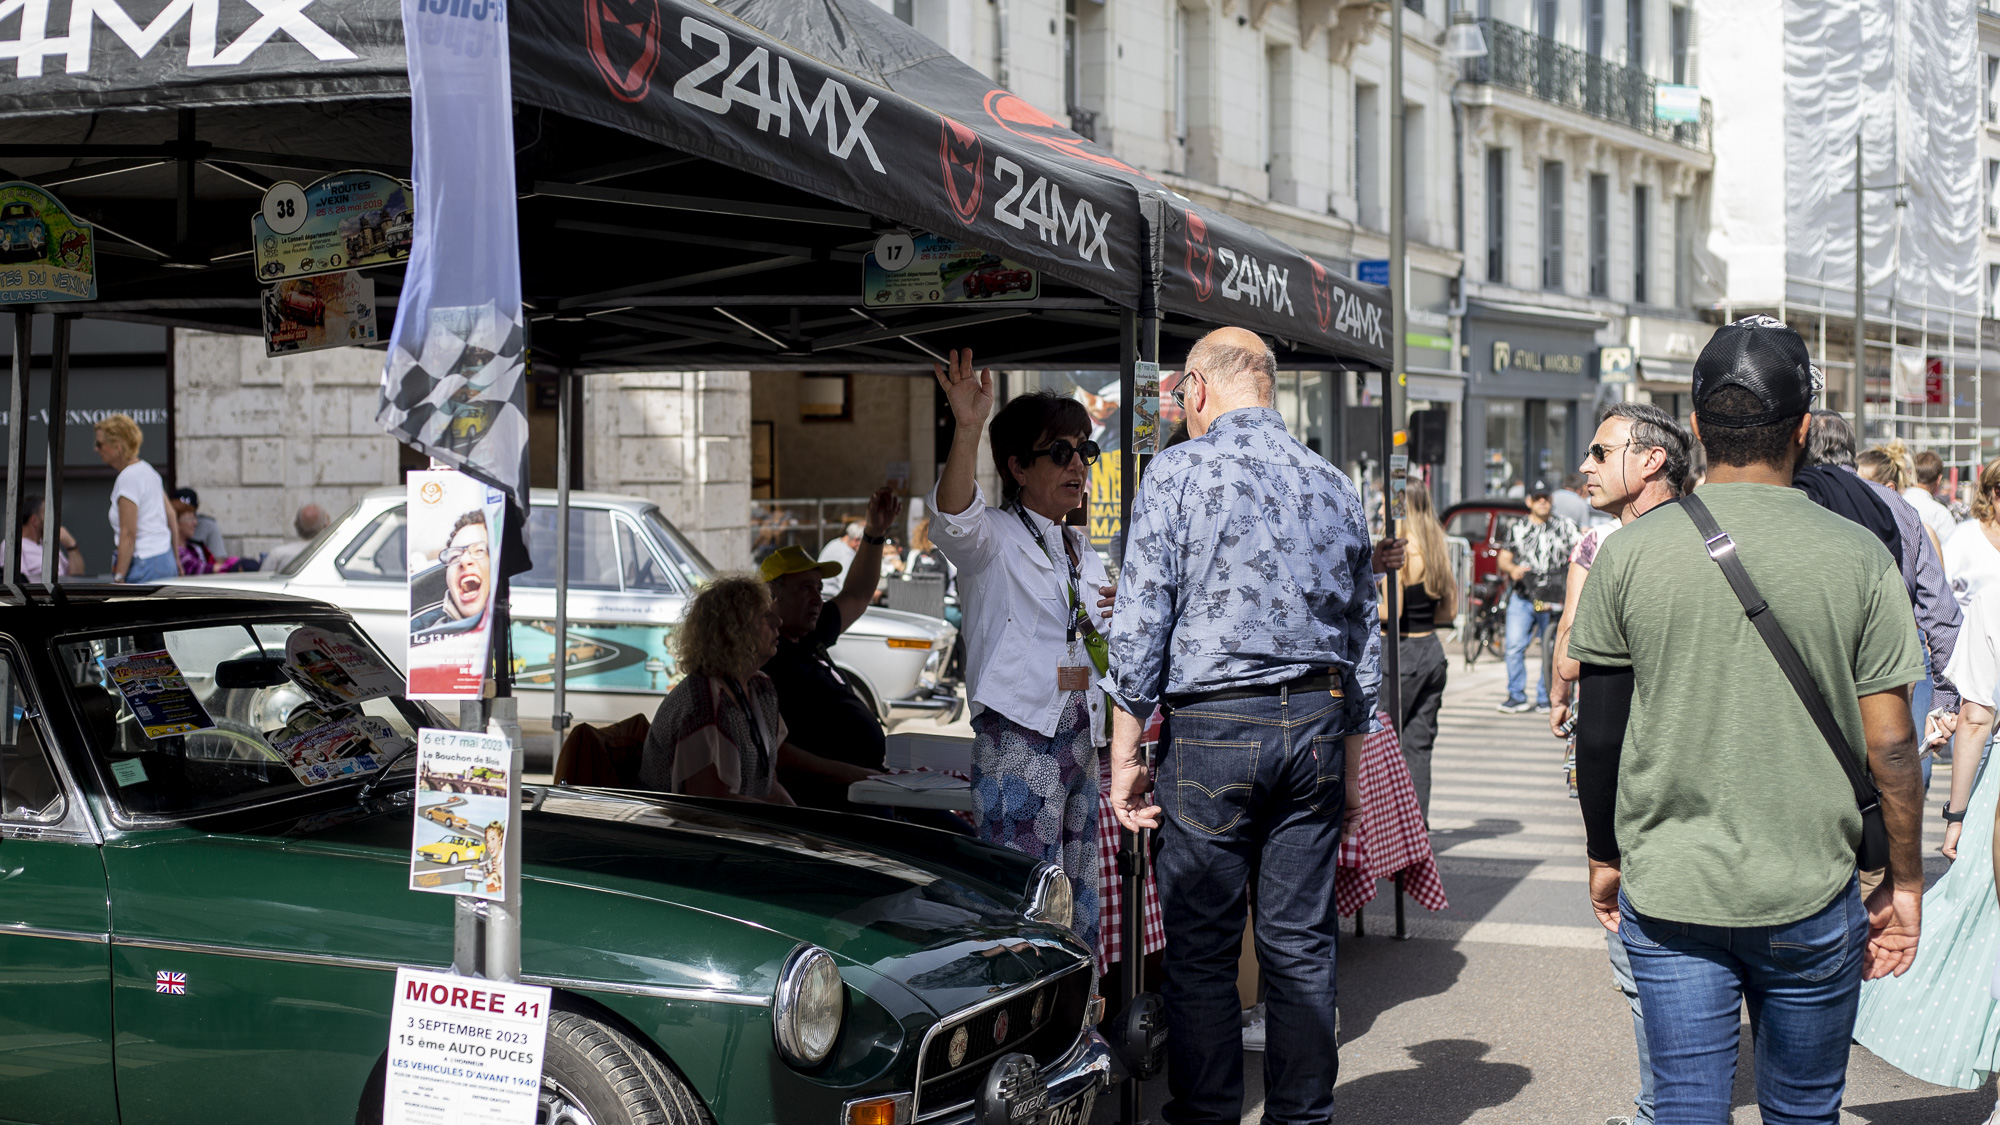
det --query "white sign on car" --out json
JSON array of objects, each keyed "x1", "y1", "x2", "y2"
[{"x1": 385, "y1": 967, "x2": 550, "y2": 1125}]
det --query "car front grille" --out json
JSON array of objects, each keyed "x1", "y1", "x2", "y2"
[{"x1": 914, "y1": 966, "x2": 1091, "y2": 1118}]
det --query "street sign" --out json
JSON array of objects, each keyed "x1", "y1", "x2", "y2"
[{"x1": 1357, "y1": 259, "x2": 1390, "y2": 286}]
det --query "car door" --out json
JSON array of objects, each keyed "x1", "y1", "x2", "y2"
[{"x1": 0, "y1": 644, "x2": 116, "y2": 1125}]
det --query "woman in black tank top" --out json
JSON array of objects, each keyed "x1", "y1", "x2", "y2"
[{"x1": 1379, "y1": 486, "x2": 1458, "y2": 821}]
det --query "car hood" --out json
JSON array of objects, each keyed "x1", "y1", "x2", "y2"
[{"x1": 134, "y1": 786, "x2": 1083, "y2": 1018}]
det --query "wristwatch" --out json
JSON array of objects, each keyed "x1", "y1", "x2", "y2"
[
  {"x1": 1943, "y1": 806, "x2": 1968, "y2": 824},
  {"x1": 863, "y1": 533, "x2": 888, "y2": 545}
]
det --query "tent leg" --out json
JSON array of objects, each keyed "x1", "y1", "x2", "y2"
[
  {"x1": 4, "y1": 310, "x2": 32, "y2": 589},
  {"x1": 44, "y1": 315, "x2": 69, "y2": 591},
  {"x1": 552, "y1": 368, "x2": 573, "y2": 762}
]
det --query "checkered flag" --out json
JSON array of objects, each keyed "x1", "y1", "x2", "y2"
[{"x1": 378, "y1": 301, "x2": 529, "y2": 506}]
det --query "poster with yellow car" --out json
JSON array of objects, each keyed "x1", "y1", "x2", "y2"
[{"x1": 409, "y1": 728, "x2": 514, "y2": 898}]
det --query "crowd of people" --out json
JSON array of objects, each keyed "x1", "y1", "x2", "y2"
[
  {"x1": 633, "y1": 314, "x2": 2000, "y2": 1125},
  {"x1": 1, "y1": 410, "x2": 338, "y2": 582}
]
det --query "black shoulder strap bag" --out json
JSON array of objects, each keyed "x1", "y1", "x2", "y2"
[{"x1": 1679, "y1": 492, "x2": 1890, "y2": 873}]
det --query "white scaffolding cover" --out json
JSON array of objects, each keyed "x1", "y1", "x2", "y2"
[{"x1": 1784, "y1": 0, "x2": 1979, "y2": 317}]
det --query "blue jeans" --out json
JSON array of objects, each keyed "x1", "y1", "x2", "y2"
[
  {"x1": 125, "y1": 551, "x2": 177, "y2": 583},
  {"x1": 1912, "y1": 671, "x2": 1934, "y2": 796},
  {"x1": 1155, "y1": 687, "x2": 1357, "y2": 1125},
  {"x1": 1606, "y1": 928, "x2": 1657, "y2": 1124},
  {"x1": 1504, "y1": 595, "x2": 1555, "y2": 706},
  {"x1": 1620, "y1": 878, "x2": 1866, "y2": 1125}
]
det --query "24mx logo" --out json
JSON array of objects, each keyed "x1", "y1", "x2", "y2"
[
  {"x1": 990, "y1": 156, "x2": 1113, "y2": 269},
  {"x1": 0, "y1": 0, "x2": 357, "y2": 77},
  {"x1": 670, "y1": 17, "x2": 884, "y2": 173},
  {"x1": 1215, "y1": 248, "x2": 1294, "y2": 316}
]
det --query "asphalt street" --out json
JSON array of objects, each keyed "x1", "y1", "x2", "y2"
[{"x1": 1093, "y1": 640, "x2": 1995, "y2": 1125}]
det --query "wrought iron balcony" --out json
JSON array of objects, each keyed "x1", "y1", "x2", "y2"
[{"x1": 1462, "y1": 18, "x2": 1712, "y2": 153}]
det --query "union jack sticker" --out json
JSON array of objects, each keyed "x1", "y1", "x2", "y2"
[{"x1": 154, "y1": 971, "x2": 186, "y2": 995}]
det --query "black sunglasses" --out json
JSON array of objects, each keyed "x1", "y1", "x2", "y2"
[
  {"x1": 1023, "y1": 438, "x2": 1101, "y2": 469},
  {"x1": 1587, "y1": 441, "x2": 1632, "y2": 463},
  {"x1": 1171, "y1": 370, "x2": 1204, "y2": 411}
]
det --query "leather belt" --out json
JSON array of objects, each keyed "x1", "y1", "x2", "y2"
[{"x1": 1166, "y1": 672, "x2": 1343, "y2": 710}]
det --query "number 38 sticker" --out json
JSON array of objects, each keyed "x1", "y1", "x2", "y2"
[{"x1": 260, "y1": 182, "x2": 309, "y2": 237}]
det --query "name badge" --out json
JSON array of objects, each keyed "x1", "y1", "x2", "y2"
[{"x1": 1056, "y1": 666, "x2": 1092, "y2": 692}]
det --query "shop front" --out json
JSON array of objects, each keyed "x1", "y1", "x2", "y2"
[
  {"x1": 1463, "y1": 301, "x2": 1608, "y2": 500},
  {"x1": 1628, "y1": 314, "x2": 1717, "y2": 423}
]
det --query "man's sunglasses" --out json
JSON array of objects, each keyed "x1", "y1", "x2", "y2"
[
  {"x1": 1023, "y1": 438, "x2": 1102, "y2": 468},
  {"x1": 1586, "y1": 441, "x2": 1632, "y2": 463}
]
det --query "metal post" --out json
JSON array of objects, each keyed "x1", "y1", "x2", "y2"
[
  {"x1": 1383, "y1": 0, "x2": 1407, "y2": 738},
  {"x1": 4, "y1": 310, "x2": 32, "y2": 589},
  {"x1": 44, "y1": 315, "x2": 69, "y2": 589},
  {"x1": 453, "y1": 699, "x2": 489, "y2": 978},
  {"x1": 1854, "y1": 130, "x2": 1866, "y2": 439},
  {"x1": 551, "y1": 369, "x2": 573, "y2": 759}
]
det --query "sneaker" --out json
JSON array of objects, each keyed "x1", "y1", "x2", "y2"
[
  {"x1": 1605, "y1": 1118, "x2": 1634, "y2": 1125},
  {"x1": 1535, "y1": 703, "x2": 1552, "y2": 714},
  {"x1": 1497, "y1": 699, "x2": 1533, "y2": 714},
  {"x1": 1241, "y1": 1002, "x2": 1266, "y2": 1051}
]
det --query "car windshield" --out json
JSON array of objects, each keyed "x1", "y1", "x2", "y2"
[
  {"x1": 643, "y1": 508, "x2": 715, "y2": 587},
  {"x1": 56, "y1": 617, "x2": 442, "y2": 819}
]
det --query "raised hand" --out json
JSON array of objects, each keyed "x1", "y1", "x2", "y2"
[
  {"x1": 933, "y1": 348, "x2": 995, "y2": 429},
  {"x1": 864, "y1": 483, "x2": 902, "y2": 539}
]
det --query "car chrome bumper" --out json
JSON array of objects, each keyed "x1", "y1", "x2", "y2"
[
  {"x1": 918, "y1": 1030, "x2": 1115, "y2": 1125},
  {"x1": 886, "y1": 686, "x2": 964, "y2": 725}
]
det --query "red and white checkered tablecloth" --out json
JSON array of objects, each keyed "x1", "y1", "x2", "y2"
[
  {"x1": 1096, "y1": 759, "x2": 1164, "y2": 976},
  {"x1": 1334, "y1": 712, "x2": 1448, "y2": 917}
]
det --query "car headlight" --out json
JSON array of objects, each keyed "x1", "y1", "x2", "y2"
[
  {"x1": 773, "y1": 944, "x2": 845, "y2": 1067},
  {"x1": 1024, "y1": 863, "x2": 1074, "y2": 930}
]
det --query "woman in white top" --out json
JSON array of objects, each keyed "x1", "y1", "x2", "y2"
[
  {"x1": 94, "y1": 413, "x2": 179, "y2": 583},
  {"x1": 1947, "y1": 459, "x2": 2000, "y2": 609},
  {"x1": 930, "y1": 349, "x2": 1115, "y2": 955}
]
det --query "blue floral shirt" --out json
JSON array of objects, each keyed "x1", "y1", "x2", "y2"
[{"x1": 1104, "y1": 407, "x2": 1380, "y2": 731}]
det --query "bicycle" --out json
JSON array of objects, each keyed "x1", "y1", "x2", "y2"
[{"x1": 1462, "y1": 575, "x2": 1508, "y2": 667}]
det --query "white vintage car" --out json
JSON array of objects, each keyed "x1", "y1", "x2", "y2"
[{"x1": 173, "y1": 487, "x2": 961, "y2": 757}]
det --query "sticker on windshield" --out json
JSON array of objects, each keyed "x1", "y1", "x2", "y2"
[
  {"x1": 410, "y1": 728, "x2": 515, "y2": 899},
  {"x1": 273, "y1": 716, "x2": 407, "y2": 787},
  {"x1": 284, "y1": 626, "x2": 400, "y2": 707},
  {"x1": 100, "y1": 650, "x2": 215, "y2": 739}
]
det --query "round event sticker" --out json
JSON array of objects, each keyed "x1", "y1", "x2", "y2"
[
  {"x1": 873, "y1": 231, "x2": 916, "y2": 273},
  {"x1": 260, "y1": 182, "x2": 309, "y2": 236}
]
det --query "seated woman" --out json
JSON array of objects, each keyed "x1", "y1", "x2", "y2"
[
  {"x1": 639, "y1": 575, "x2": 872, "y2": 802},
  {"x1": 172, "y1": 500, "x2": 245, "y2": 575}
]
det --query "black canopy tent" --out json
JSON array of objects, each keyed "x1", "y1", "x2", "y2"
[{"x1": 0, "y1": 0, "x2": 1400, "y2": 1029}]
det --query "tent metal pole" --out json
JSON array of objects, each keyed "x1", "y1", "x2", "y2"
[
  {"x1": 1854, "y1": 130, "x2": 1865, "y2": 439},
  {"x1": 4, "y1": 310, "x2": 32, "y2": 589},
  {"x1": 552, "y1": 368, "x2": 573, "y2": 757},
  {"x1": 1383, "y1": 0, "x2": 1407, "y2": 742},
  {"x1": 44, "y1": 315, "x2": 70, "y2": 590}
]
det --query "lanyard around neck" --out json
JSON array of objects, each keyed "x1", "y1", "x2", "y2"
[{"x1": 1013, "y1": 505, "x2": 1085, "y2": 643}]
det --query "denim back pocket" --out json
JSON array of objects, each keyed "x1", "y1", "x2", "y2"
[
  {"x1": 1306, "y1": 734, "x2": 1346, "y2": 816},
  {"x1": 1767, "y1": 887, "x2": 1858, "y2": 983},
  {"x1": 1166, "y1": 734, "x2": 1260, "y2": 836}
]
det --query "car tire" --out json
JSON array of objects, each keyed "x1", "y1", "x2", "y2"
[
  {"x1": 447, "y1": 852, "x2": 459, "y2": 864},
  {"x1": 541, "y1": 1010, "x2": 711, "y2": 1125}
]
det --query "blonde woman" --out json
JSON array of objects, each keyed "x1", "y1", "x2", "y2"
[
  {"x1": 93, "y1": 413, "x2": 179, "y2": 583},
  {"x1": 1948, "y1": 460, "x2": 2000, "y2": 607},
  {"x1": 638, "y1": 575, "x2": 871, "y2": 802},
  {"x1": 1379, "y1": 484, "x2": 1457, "y2": 818}
]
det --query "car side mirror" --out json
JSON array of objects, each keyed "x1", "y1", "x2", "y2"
[{"x1": 214, "y1": 657, "x2": 290, "y2": 690}]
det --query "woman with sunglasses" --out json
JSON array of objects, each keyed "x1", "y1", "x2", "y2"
[{"x1": 928, "y1": 349, "x2": 1117, "y2": 958}]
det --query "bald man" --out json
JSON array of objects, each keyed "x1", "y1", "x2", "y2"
[
  {"x1": 1106, "y1": 326, "x2": 1379, "y2": 1125},
  {"x1": 262, "y1": 503, "x2": 329, "y2": 572}
]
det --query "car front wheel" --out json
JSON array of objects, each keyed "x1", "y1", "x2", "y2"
[{"x1": 539, "y1": 1011, "x2": 711, "y2": 1125}]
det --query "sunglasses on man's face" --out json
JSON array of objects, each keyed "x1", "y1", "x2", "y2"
[
  {"x1": 1023, "y1": 438, "x2": 1102, "y2": 469},
  {"x1": 1587, "y1": 441, "x2": 1633, "y2": 464}
]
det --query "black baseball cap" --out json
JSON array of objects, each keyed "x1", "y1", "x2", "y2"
[
  {"x1": 172, "y1": 486, "x2": 199, "y2": 507},
  {"x1": 1691, "y1": 315, "x2": 1819, "y2": 428}
]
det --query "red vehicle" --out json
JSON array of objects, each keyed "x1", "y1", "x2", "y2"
[
  {"x1": 962, "y1": 263, "x2": 1032, "y2": 298},
  {"x1": 277, "y1": 286, "x2": 326, "y2": 327}
]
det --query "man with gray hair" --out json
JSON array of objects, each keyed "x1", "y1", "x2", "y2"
[
  {"x1": 1107, "y1": 326, "x2": 1377, "y2": 1125},
  {"x1": 816, "y1": 519, "x2": 873, "y2": 598}
]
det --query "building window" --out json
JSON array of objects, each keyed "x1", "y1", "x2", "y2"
[
  {"x1": 1487, "y1": 147, "x2": 1507, "y2": 283},
  {"x1": 1634, "y1": 185, "x2": 1651, "y2": 304},
  {"x1": 1405, "y1": 0, "x2": 1424, "y2": 14},
  {"x1": 1404, "y1": 103, "x2": 1426, "y2": 233},
  {"x1": 1988, "y1": 54, "x2": 1999, "y2": 123},
  {"x1": 1537, "y1": 0, "x2": 1558, "y2": 38},
  {"x1": 1174, "y1": 7, "x2": 1188, "y2": 146},
  {"x1": 1989, "y1": 160, "x2": 2000, "y2": 229},
  {"x1": 893, "y1": 0, "x2": 912, "y2": 23},
  {"x1": 1541, "y1": 160, "x2": 1565, "y2": 291},
  {"x1": 1588, "y1": 173, "x2": 1609, "y2": 296},
  {"x1": 1266, "y1": 44, "x2": 1292, "y2": 201},
  {"x1": 1587, "y1": 0, "x2": 1605, "y2": 56},
  {"x1": 1989, "y1": 263, "x2": 2000, "y2": 319},
  {"x1": 1670, "y1": 5, "x2": 1690, "y2": 83},
  {"x1": 1674, "y1": 195, "x2": 1693, "y2": 307},
  {"x1": 1628, "y1": 0, "x2": 1645, "y2": 69},
  {"x1": 1356, "y1": 82, "x2": 1381, "y2": 230}
]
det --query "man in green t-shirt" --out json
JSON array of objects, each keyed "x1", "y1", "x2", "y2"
[{"x1": 1567, "y1": 316, "x2": 1926, "y2": 1123}]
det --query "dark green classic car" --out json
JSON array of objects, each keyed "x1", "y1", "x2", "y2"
[{"x1": 0, "y1": 589, "x2": 1111, "y2": 1125}]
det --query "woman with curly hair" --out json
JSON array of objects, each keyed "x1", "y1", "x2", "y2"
[{"x1": 639, "y1": 575, "x2": 873, "y2": 802}]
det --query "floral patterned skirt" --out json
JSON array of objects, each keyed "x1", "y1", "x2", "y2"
[{"x1": 970, "y1": 694, "x2": 1101, "y2": 955}]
